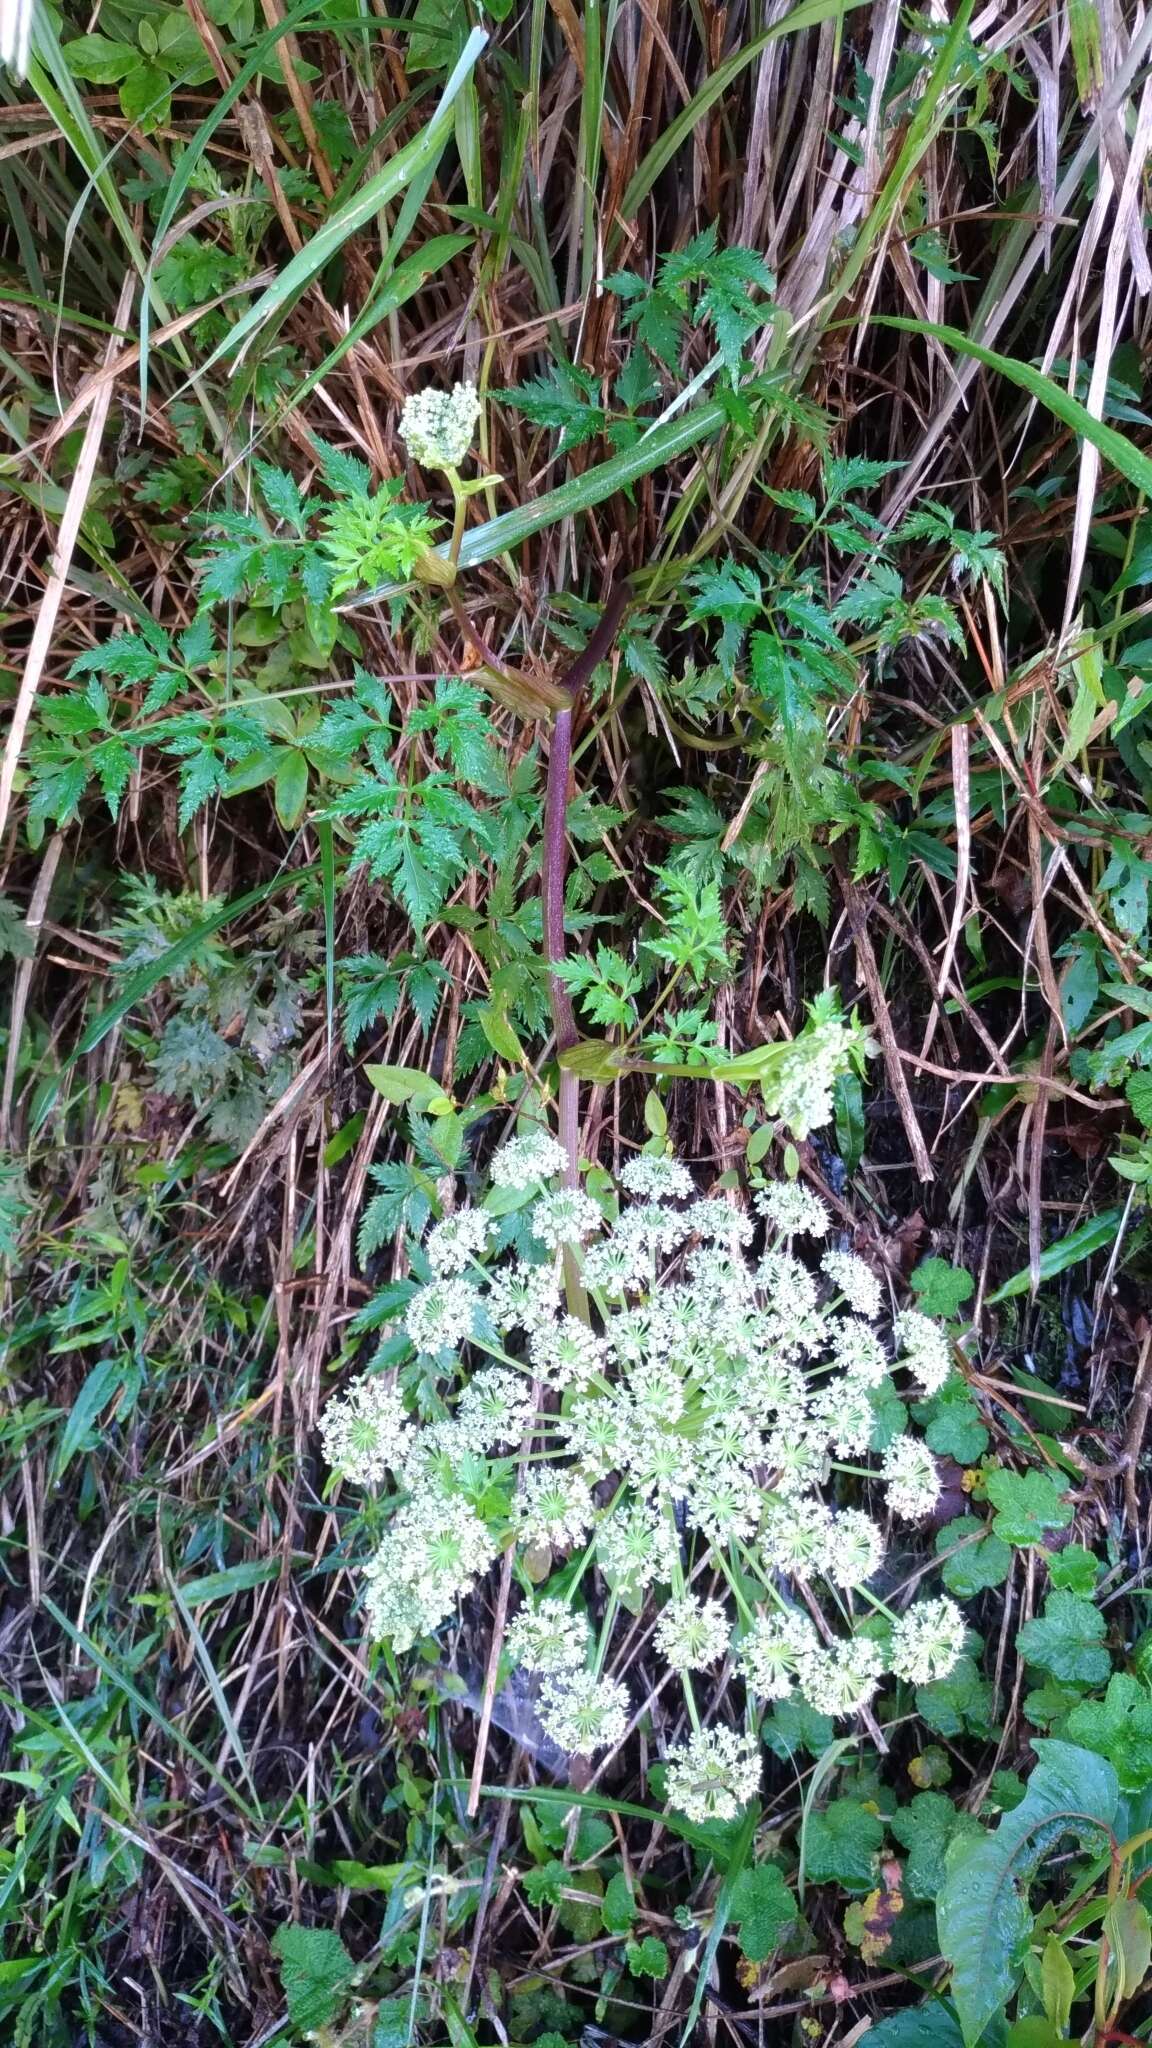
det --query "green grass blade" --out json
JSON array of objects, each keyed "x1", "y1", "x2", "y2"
[
  {"x1": 197, "y1": 27, "x2": 488, "y2": 377},
  {"x1": 872, "y1": 318, "x2": 1152, "y2": 499}
]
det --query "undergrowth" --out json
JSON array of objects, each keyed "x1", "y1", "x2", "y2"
[{"x1": 4, "y1": 0, "x2": 1152, "y2": 2043}]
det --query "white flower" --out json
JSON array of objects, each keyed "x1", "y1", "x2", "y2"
[
  {"x1": 822, "y1": 1250, "x2": 883, "y2": 1320},
  {"x1": 686, "y1": 1198, "x2": 755, "y2": 1245},
  {"x1": 654, "y1": 1595, "x2": 730, "y2": 1672},
  {"x1": 893, "y1": 1309, "x2": 952, "y2": 1396},
  {"x1": 831, "y1": 1318, "x2": 890, "y2": 1389},
  {"x1": 514, "y1": 1469, "x2": 595, "y2": 1550},
  {"x1": 738, "y1": 1610, "x2": 819, "y2": 1699},
  {"x1": 765, "y1": 1426, "x2": 828, "y2": 1499},
  {"x1": 596, "y1": 1503, "x2": 678, "y2": 1596},
  {"x1": 889, "y1": 1596, "x2": 966, "y2": 1684},
  {"x1": 530, "y1": 1314, "x2": 608, "y2": 1389},
  {"x1": 620, "y1": 1155, "x2": 694, "y2": 1201},
  {"x1": 488, "y1": 1130, "x2": 568, "y2": 1191},
  {"x1": 456, "y1": 1366, "x2": 535, "y2": 1450},
  {"x1": 761, "y1": 1015, "x2": 858, "y2": 1139},
  {"x1": 797, "y1": 1634, "x2": 883, "y2": 1717},
  {"x1": 362, "y1": 1491, "x2": 496, "y2": 1651},
  {"x1": 506, "y1": 1597, "x2": 590, "y2": 1675},
  {"x1": 539, "y1": 1668, "x2": 629, "y2": 1754},
  {"x1": 760, "y1": 1498, "x2": 833, "y2": 1575},
  {"x1": 819, "y1": 1509, "x2": 884, "y2": 1588},
  {"x1": 809, "y1": 1380, "x2": 876, "y2": 1458},
  {"x1": 485, "y1": 1260, "x2": 561, "y2": 1335},
  {"x1": 614, "y1": 1203, "x2": 693, "y2": 1258},
  {"x1": 399, "y1": 381, "x2": 481, "y2": 470},
  {"x1": 686, "y1": 1464, "x2": 764, "y2": 1544},
  {"x1": 320, "y1": 1375, "x2": 411, "y2": 1485},
  {"x1": 425, "y1": 1208, "x2": 491, "y2": 1275},
  {"x1": 665, "y1": 1726, "x2": 761, "y2": 1823},
  {"x1": 756, "y1": 1181, "x2": 830, "y2": 1237},
  {"x1": 582, "y1": 1236, "x2": 644, "y2": 1296},
  {"x1": 530, "y1": 1187, "x2": 602, "y2": 1250},
  {"x1": 405, "y1": 1276, "x2": 479, "y2": 1355},
  {"x1": 881, "y1": 1435, "x2": 941, "y2": 1520}
]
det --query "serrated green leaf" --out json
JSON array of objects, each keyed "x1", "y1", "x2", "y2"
[
  {"x1": 984, "y1": 1470, "x2": 1073, "y2": 1546},
  {"x1": 1017, "y1": 1592, "x2": 1110, "y2": 1685},
  {"x1": 728, "y1": 1863, "x2": 798, "y2": 1960},
  {"x1": 271, "y1": 1924, "x2": 355, "y2": 2032}
]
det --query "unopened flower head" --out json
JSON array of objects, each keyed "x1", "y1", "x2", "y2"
[
  {"x1": 620, "y1": 1155, "x2": 694, "y2": 1202},
  {"x1": 762, "y1": 1016, "x2": 859, "y2": 1138},
  {"x1": 881, "y1": 1436, "x2": 941, "y2": 1520},
  {"x1": 539, "y1": 1668, "x2": 629, "y2": 1754},
  {"x1": 320, "y1": 1374, "x2": 411, "y2": 1485},
  {"x1": 405, "y1": 1276, "x2": 478, "y2": 1355},
  {"x1": 665, "y1": 1726, "x2": 761, "y2": 1823},
  {"x1": 425, "y1": 1207, "x2": 491, "y2": 1275},
  {"x1": 530, "y1": 1187, "x2": 602, "y2": 1250},
  {"x1": 893, "y1": 1309, "x2": 952, "y2": 1396},
  {"x1": 506, "y1": 1596, "x2": 590, "y2": 1675},
  {"x1": 756, "y1": 1181, "x2": 830, "y2": 1238},
  {"x1": 399, "y1": 381, "x2": 481, "y2": 470},
  {"x1": 822, "y1": 1249, "x2": 883, "y2": 1320},
  {"x1": 890, "y1": 1596, "x2": 966, "y2": 1684},
  {"x1": 488, "y1": 1130, "x2": 567, "y2": 1190},
  {"x1": 654, "y1": 1595, "x2": 730, "y2": 1672}
]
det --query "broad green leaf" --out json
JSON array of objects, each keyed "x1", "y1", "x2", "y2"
[
  {"x1": 910, "y1": 1256, "x2": 974, "y2": 1318},
  {"x1": 891, "y1": 1792, "x2": 982, "y2": 1903},
  {"x1": 54, "y1": 1355, "x2": 123, "y2": 1479},
  {"x1": 1065, "y1": 1675, "x2": 1152, "y2": 1792},
  {"x1": 1016, "y1": 1592, "x2": 1110, "y2": 1685},
  {"x1": 862, "y1": 2008, "x2": 969, "y2": 2047},
  {"x1": 364, "y1": 1063, "x2": 451, "y2": 1111},
  {"x1": 939, "y1": 1741, "x2": 1118, "y2": 2045},
  {"x1": 803, "y1": 1797, "x2": 883, "y2": 1893},
  {"x1": 271, "y1": 1924, "x2": 355, "y2": 2033},
  {"x1": 936, "y1": 1517, "x2": 1012, "y2": 1600},
  {"x1": 273, "y1": 750, "x2": 310, "y2": 831},
  {"x1": 984, "y1": 1470, "x2": 1073, "y2": 1547},
  {"x1": 600, "y1": 1871, "x2": 637, "y2": 1935},
  {"x1": 62, "y1": 33, "x2": 137, "y2": 80},
  {"x1": 1039, "y1": 1932, "x2": 1074, "y2": 2031},
  {"x1": 728, "y1": 1864, "x2": 798, "y2": 1960}
]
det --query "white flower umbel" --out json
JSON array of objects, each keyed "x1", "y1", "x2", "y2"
[
  {"x1": 529, "y1": 1314, "x2": 608, "y2": 1389},
  {"x1": 456, "y1": 1367, "x2": 535, "y2": 1451},
  {"x1": 320, "y1": 1375, "x2": 412, "y2": 1485},
  {"x1": 890, "y1": 1596, "x2": 966, "y2": 1684},
  {"x1": 654, "y1": 1595, "x2": 730, "y2": 1672},
  {"x1": 363, "y1": 1492, "x2": 496, "y2": 1653},
  {"x1": 485, "y1": 1260, "x2": 561, "y2": 1335},
  {"x1": 425, "y1": 1207, "x2": 491, "y2": 1276},
  {"x1": 760, "y1": 1497, "x2": 833, "y2": 1576},
  {"x1": 797, "y1": 1634, "x2": 884, "y2": 1717},
  {"x1": 881, "y1": 1435, "x2": 941, "y2": 1520},
  {"x1": 530, "y1": 1187, "x2": 602, "y2": 1250},
  {"x1": 893, "y1": 1309, "x2": 952, "y2": 1396},
  {"x1": 830, "y1": 1317, "x2": 890, "y2": 1388},
  {"x1": 399, "y1": 381, "x2": 481, "y2": 470},
  {"x1": 620, "y1": 1155, "x2": 694, "y2": 1201},
  {"x1": 810, "y1": 1381, "x2": 876, "y2": 1459},
  {"x1": 738, "y1": 1610, "x2": 819, "y2": 1699},
  {"x1": 539, "y1": 1669, "x2": 629, "y2": 1754},
  {"x1": 488, "y1": 1130, "x2": 568, "y2": 1191},
  {"x1": 822, "y1": 1249, "x2": 883, "y2": 1320},
  {"x1": 665, "y1": 1726, "x2": 761, "y2": 1823},
  {"x1": 514, "y1": 1469, "x2": 595, "y2": 1550},
  {"x1": 687, "y1": 1198, "x2": 755, "y2": 1246},
  {"x1": 756, "y1": 1181, "x2": 830, "y2": 1238},
  {"x1": 819, "y1": 1509, "x2": 885, "y2": 1589},
  {"x1": 763, "y1": 1015, "x2": 859, "y2": 1139},
  {"x1": 506, "y1": 1597, "x2": 590, "y2": 1676},
  {"x1": 405, "y1": 1276, "x2": 479, "y2": 1355},
  {"x1": 596, "y1": 1502, "x2": 678, "y2": 1597}
]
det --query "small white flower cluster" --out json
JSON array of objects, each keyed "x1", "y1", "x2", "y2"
[
  {"x1": 322, "y1": 1140, "x2": 975, "y2": 1819},
  {"x1": 399, "y1": 381, "x2": 481, "y2": 471}
]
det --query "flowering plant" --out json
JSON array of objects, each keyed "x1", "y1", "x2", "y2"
[{"x1": 322, "y1": 1136, "x2": 970, "y2": 1826}]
